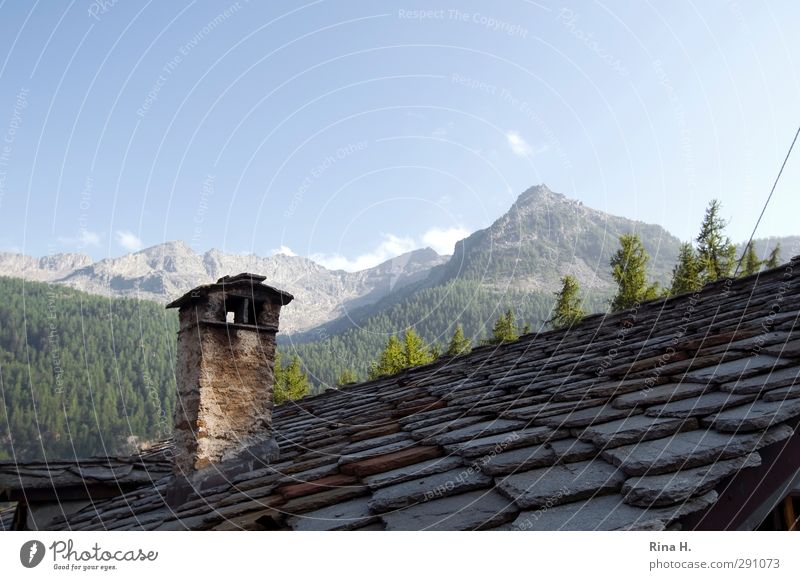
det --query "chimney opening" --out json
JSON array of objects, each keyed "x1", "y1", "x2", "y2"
[{"x1": 224, "y1": 296, "x2": 266, "y2": 325}]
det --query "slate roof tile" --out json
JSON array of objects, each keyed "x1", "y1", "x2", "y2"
[
  {"x1": 444, "y1": 426, "x2": 557, "y2": 458},
  {"x1": 763, "y1": 384, "x2": 800, "y2": 402},
  {"x1": 682, "y1": 355, "x2": 788, "y2": 384},
  {"x1": 575, "y1": 415, "x2": 698, "y2": 449},
  {"x1": 602, "y1": 424, "x2": 793, "y2": 476},
  {"x1": 644, "y1": 391, "x2": 757, "y2": 418},
  {"x1": 612, "y1": 382, "x2": 711, "y2": 409},
  {"x1": 703, "y1": 398, "x2": 800, "y2": 432},
  {"x1": 362, "y1": 456, "x2": 464, "y2": 490},
  {"x1": 496, "y1": 458, "x2": 625, "y2": 509},
  {"x1": 719, "y1": 365, "x2": 800, "y2": 395},
  {"x1": 622, "y1": 453, "x2": 761, "y2": 507},
  {"x1": 339, "y1": 445, "x2": 442, "y2": 477},
  {"x1": 535, "y1": 404, "x2": 641, "y2": 429},
  {"x1": 287, "y1": 497, "x2": 379, "y2": 531},
  {"x1": 431, "y1": 419, "x2": 527, "y2": 445},
  {"x1": 380, "y1": 490, "x2": 517, "y2": 531},
  {"x1": 368, "y1": 467, "x2": 492, "y2": 512},
  {"x1": 500, "y1": 491, "x2": 718, "y2": 531}
]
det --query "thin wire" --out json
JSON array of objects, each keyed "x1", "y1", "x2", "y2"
[{"x1": 735, "y1": 124, "x2": 800, "y2": 275}]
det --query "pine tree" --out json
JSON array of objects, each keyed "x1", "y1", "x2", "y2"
[
  {"x1": 741, "y1": 243, "x2": 762, "y2": 277},
  {"x1": 548, "y1": 275, "x2": 585, "y2": 329},
  {"x1": 336, "y1": 368, "x2": 358, "y2": 386},
  {"x1": 368, "y1": 335, "x2": 405, "y2": 379},
  {"x1": 696, "y1": 199, "x2": 736, "y2": 282},
  {"x1": 669, "y1": 242, "x2": 701, "y2": 295},
  {"x1": 402, "y1": 328, "x2": 434, "y2": 367},
  {"x1": 273, "y1": 354, "x2": 310, "y2": 404},
  {"x1": 765, "y1": 244, "x2": 781, "y2": 269},
  {"x1": 367, "y1": 330, "x2": 435, "y2": 378},
  {"x1": 610, "y1": 234, "x2": 660, "y2": 312},
  {"x1": 446, "y1": 324, "x2": 472, "y2": 356},
  {"x1": 487, "y1": 308, "x2": 519, "y2": 344}
]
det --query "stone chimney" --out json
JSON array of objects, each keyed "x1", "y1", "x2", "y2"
[{"x1": 165, "y1": 273, "x2": 293, "y2": 476}]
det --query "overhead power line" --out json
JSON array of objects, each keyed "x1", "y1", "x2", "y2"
[{"x1": 734, "y1": 124, "x2": 800, "y2": 276}]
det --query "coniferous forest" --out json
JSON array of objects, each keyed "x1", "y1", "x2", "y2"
[
  {"x1": 0, "y1": 276, "x2": 178, "y2": 461},
  {"x1": 0, "y1": 275, "x2": 610, "y2": 460}
]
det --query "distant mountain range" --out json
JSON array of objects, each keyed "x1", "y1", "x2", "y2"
[
  {"x1": 0, "y1": 242, "x2": 446, "y2": 333},
  {"x1": 1, "y1": 184, "x2": 794, "y2": 334}
]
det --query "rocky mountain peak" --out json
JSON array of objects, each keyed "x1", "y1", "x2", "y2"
[
  {"x1": 443, "y1": 184, "x2": 681, "y2": 292},
  {"x1": 0, "y1": 241, "x2": 448, "y2": 333},
  {"x1": 516, "y1": 183, "x2": 560, "y2": 202}
]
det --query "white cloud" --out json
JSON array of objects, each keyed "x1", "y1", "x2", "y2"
[
  {"x1": 506, "y1": 131, "x2": 550, "y2": 158},
  {"x1": 422, "y1": 226, "x2": 469, "y2": 255},
  {"x1": 79, "y1": 230, "x2": 101, "y2": 247},
  {"x1": 57, "y1": 229, "x2": 101, "y2": 248},
  {"x1": 310, "y1": 226, "x2": 470, "y2": 271},
  {"x1": 271, "y1": 245, "x2": 296, "y2": 257},
  {"x1": 506, "y1": 130, "x2": 532, "y2": 156},
  {"x1": 311, "y1": 233, "x2": 416, "y2": 272},
  {"x1": 115, "y1": 230, "x2": 143, "y2": 252}
]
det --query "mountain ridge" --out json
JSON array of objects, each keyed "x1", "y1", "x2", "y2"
[
  {"x1": 440, "y1": 184, "x2": 682, "y2": 292},
  {"x1": 1, "y1": 184, "x2": 793, "y2": 335},
  {"x1": 0, "y1": 243, "x2": 447, "y2": 333}
]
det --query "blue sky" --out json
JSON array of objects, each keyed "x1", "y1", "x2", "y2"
[{"x1": 0, "y1": 1, "x2": 798, "y2": 270}]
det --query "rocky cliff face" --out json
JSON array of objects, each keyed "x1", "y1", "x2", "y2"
[
  {"x1": 0, "y1": 252, "x2": 93, "y2": 282},
  {"x1": 442, "y1": 184, "x2": 682, "y2": 292},
  {"x1": 0, "y1": 241, "x2": 447, "y2": 333}
]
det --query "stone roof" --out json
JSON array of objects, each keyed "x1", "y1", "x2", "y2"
[
  {"x1": 37, "y1": 256, "x2": 800, "y2": 530},
  {"x1": 0, "y1": 443, "x2": 172, "y2": 503}
]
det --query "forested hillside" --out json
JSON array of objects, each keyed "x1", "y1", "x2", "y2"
[
  {"x1": 283, "y1": 279, "x2": 611, "y2": 387},
  {"x1": 0, "y1": 277, "x2": 178, "y2": 461},
  {"x1": 0, "y1": 275, "x2": 607, "y2": 460}
]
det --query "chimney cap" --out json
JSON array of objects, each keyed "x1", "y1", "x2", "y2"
[
  {"x1": 216, "y1": 272, "x2": 267, "y2": 284},
  {"x1": 165, "y1": 272, "x2": 294, "y2": 309}
]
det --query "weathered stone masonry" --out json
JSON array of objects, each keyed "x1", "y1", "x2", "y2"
[{"x1": 166, "y1": 273, "x2": 293, "y2": 474}]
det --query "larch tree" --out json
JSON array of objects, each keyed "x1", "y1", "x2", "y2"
[
  {"x1": 488, "y1": 308, "x2": 519, "y2": 344},
  {"x1": 336, "y1": 368, "x2": 358, "y2": 386},
  {"x1": 696, "y1": 199, "x2": 736, "y2": 282},
  {"x1": 274, "y1": 354, "x2": 310, "y2": 404},
  {"x1": 368, "y1": 330, "x2": 434, "y2": 378},
  {"x1": 402, "y1": 328, "x2": 435, "y2": 367},
  {"x1": 446, "y1": 324, "x2": 472, "y2": 356},
  {"x1": 765, "y1": 244, "x2": 781, "y2": 269},
  {"x1": 368, "y1": 334, "x2": 405, "y2": 379},
  {"x1": 610, "y1": 234, "x2": 660, "y2": 312},
  {"x1": 548, "y1": 275, "x2": 585, "y2": 329},
  {"x1": 740, "y1": 243, "x2": 762, "y2": 277},
  {"x1": 669, "y1": 242, "x2": 702, "y2": 295}
]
